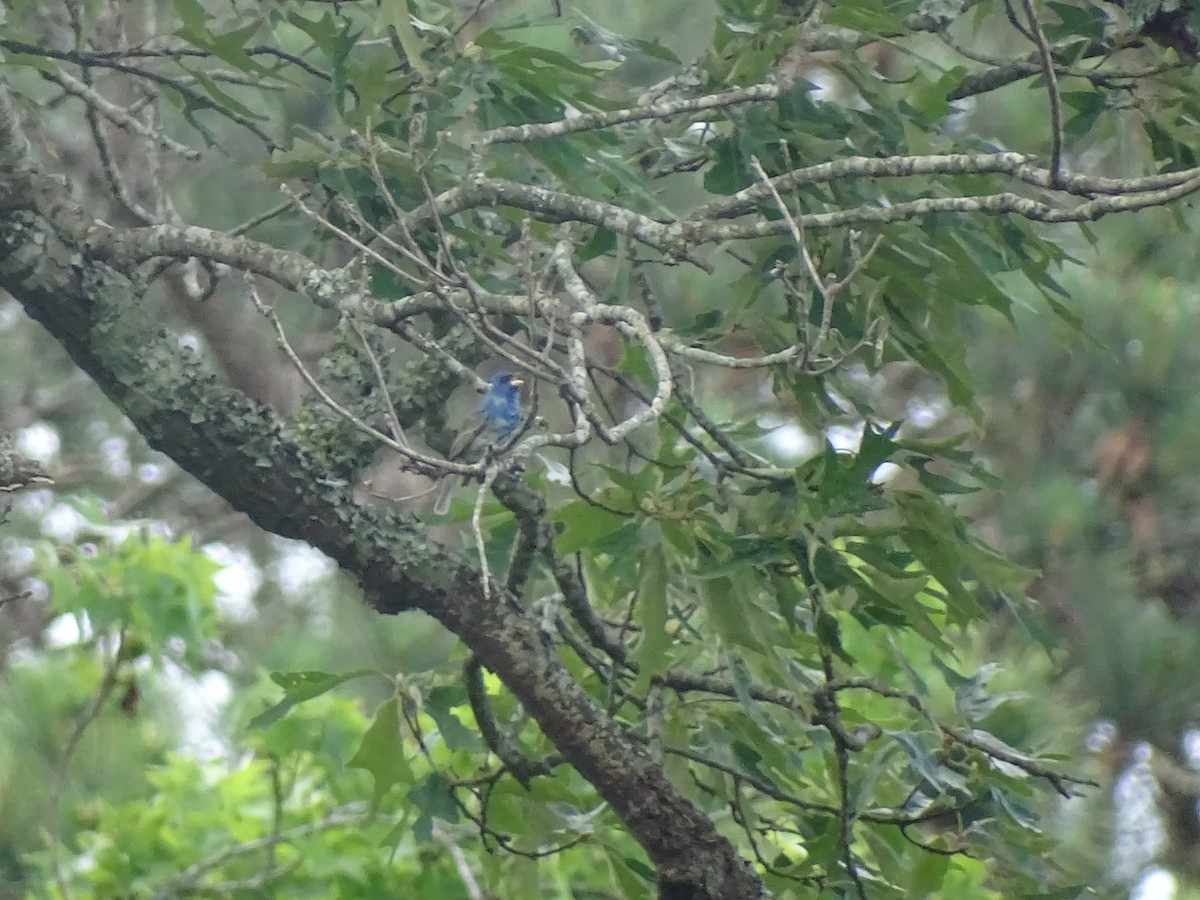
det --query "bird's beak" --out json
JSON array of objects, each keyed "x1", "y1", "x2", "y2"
[{"x1": 509, "y1": 377, "x2": 524, "y2": 387}]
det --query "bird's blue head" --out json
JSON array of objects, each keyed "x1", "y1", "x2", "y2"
[
  {"x1": 480, "y1": 372, "x2": 524, "y2": 435},
  {"x1": 487, "y1": 372, "x2": 522, "y2": 396}
]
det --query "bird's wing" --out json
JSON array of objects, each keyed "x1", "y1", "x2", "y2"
[{"x1": 447, "y1": 420, "x2": 487, "y2": 460}]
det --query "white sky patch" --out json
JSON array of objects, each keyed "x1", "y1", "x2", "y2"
[
  {"x1": 272, "y1": 541, "x2": 334, "y2": 597},
  {"x1": 101, "y1": 436, "x2": 131, "y2": 478},
  {"x1": 808, "y1": 68, "x2": 838, "y2": 103},
  {"x1": 136, "y1": 462, "x2": 169, "y2": 484},
  {"x1": 0, "y1": 300, "x2": 20, "y2": 329},
  {"x1": 758, "y1": 413, "x2": 818, "y2": 459},
  {"x1": 1132, "y1": 868, "x2": 1176, "y2": 900},
  {"x1": 160, "y1": 662, "x2": 233, "y2": 761},
  {"x1": 761, "y1": 418, "x2": 886, "y2": 461},
  {"x1": 204, "y1": 543, "x2": 261, "y2": 623},
  {"x1": 769, "y1": 424, "x2": 814, "y2": 458},
  {"x1": 17, "y1": 424, "x2": 59, "y2": 460},
  {"x1": 906, "y1": 398, "x2": 947, "y2": 429},
  {"x1": 41, "y1": 503, "x2": 88, "y2": 542},
  {"x1": 2, "y1": 540, "x2": 36, "y2": 572},
  {"x1": 112, "y1": 522, "x2": 153, "y2": 544},
  {"x1": 944, "y1": 96, "x2": 975, "y2": 134},
  {"x1": 826, "y1": 424, "x2": 863, "y2": 453},
  {"x1": 46, "y1": 611, "x2": 92, "y2": 647},
  {"x1": 1112, "y1": 744, "x2": 1166, "y2": 884},
  {"x1": 1087, "y1": 719, "x2": 1116, "y2": 753},
  {"x1": 5, "y1": 487, "x2": 52, "y2": 521},
  {"x1": 20, "y1": 576, "x2": 47, "y2": 602},
  {"x1": 871, "y1": 462, "x2": 901, "y2": 484},
  {"x1": 1183, "y1": 728, "x2": 1200, "y2": 768},
  {"x1": 537, "y1": 453, "x2": 571, "y2": 486}
]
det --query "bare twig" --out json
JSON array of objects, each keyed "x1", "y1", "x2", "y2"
[
  {"x1": 1019, "y1": 0, "x2": 1064, "y2": 183},
  {"x1": 51, "y1": 628, "x2": 128, "y2": 900}
]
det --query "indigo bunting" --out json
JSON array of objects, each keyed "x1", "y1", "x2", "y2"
[{"x1": 433, "y1": 373, "x2": 524, "y2": 514}]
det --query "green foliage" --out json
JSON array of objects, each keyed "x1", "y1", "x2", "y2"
[
  {"x1": 7, "y1": 0, "x2": 1197, "y2": 895},
  {"x1": 29, "y1": 693, "x2": 457, "y2": 900},
  {"x1": 44, "y1": 534, "x2": 221, "y2": 668}
]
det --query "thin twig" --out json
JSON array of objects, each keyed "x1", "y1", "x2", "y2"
[
  {"x1": 347, "y1": 314, "x2": 407, "y2": 447},
  {"x1": 433, "y1": 823, "x2": 485, "y2": 900},
  {"x1": 41, "y1": 69, "x2": 200, "y2": 160},
  {"x1": 50, "y1": 627, "x2": 128, "y2": 900},
  {"x1": 1019, "y1": 0, "x2": 1064, "y2": 183}
]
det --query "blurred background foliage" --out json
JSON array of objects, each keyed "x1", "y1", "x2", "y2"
[{"x1": 3, "y1": 0, "x2": 1200, "y2": 896}]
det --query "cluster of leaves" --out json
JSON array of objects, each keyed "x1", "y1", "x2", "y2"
[{"x1": 25, "y1": 464, "x2": 1080, "y2": 898}]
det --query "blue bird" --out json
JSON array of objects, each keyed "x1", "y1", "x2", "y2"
[{"x1": 433, "y1": 373, "x2": 524, "y2": 514}]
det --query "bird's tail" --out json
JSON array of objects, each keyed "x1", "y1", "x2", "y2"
[{"x1": 432, "y1": 479, "x2": 454, "y2": 515}]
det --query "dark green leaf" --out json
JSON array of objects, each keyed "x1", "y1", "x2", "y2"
[
  {"x1": 634, "y1": 546, "x2": 670, "y2": 691},
  {"x1": 348, "y1": 696, "x2": 410, "y2": 807},
  {"x1": 250, "y1": 669, "x2": 381, "y2": 729}
]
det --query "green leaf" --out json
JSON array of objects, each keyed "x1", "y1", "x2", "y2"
[
  {"x1": 179, "y1": 64, "x2": 265, "y2": 120},
  {"x1": 909, "y1": 457, "x2": 980, "y2": 495},
  {"x1": 704, "y1": 136, "x2": 750, "y2": 196},
  {"x1": 1018, "y1": 886, "x2": 1097, "y2": 900},
  {"x1": 728, "y1": 656, "x2": 777, "y2": 735},
  {"x1": 1061, "y1": 90, "x2": 1107, "y2": 142},
  {"x1": 634, "y1": 546, "x2": 670, "y2": 692},
  {"x1": 907, "y1": 67, "x2": 963, "y2": 121},
  {"x1": 731, "y1": 740, "x2": 773, "y2": 784},
  {"x1": 907, "y1": 848, "x2": 950, "y2": 896},
  {"x1": 250, "y1": 669, "x2": 381, "y2": 729},
  {"x1": 171, "y1": 0, "x2": 208, "y2": 31},
  {"x1": 348, "y1": 695, "x2": 410, "y2": 807},
  {"x1": 892, "y1": 731, "x2": 944, "y2": 789},
  {"x1": 823, "y1": 0, "x2": 907, "y2": 33},
  {"x1": 605, "y1": 846, "x2": 655, "y2": 897},
  {"x1": 377, "y1": 0, "x2": 433, "y2": 81},
  {"x1": 702, "y1": 576, "x2": 765, "y2": 651},
  {"x1": 425, "y1": 686, "x2": 483, "y2": 752},
  {"x1": 553, "y1": 501, "x2": 633, "y2": 554},
  {"x1": 770, "y1": 570, "x2": 806, "y2": 626},
  {"x1": 1044, "y1": 2, "x2": 1108, "y2": 41},
  {"x1": 815, "y1": 610, "x2": 853, "y2": 664},
  {"x1": 408, "y1": 772, "x2": 460, "y2": 843}
]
